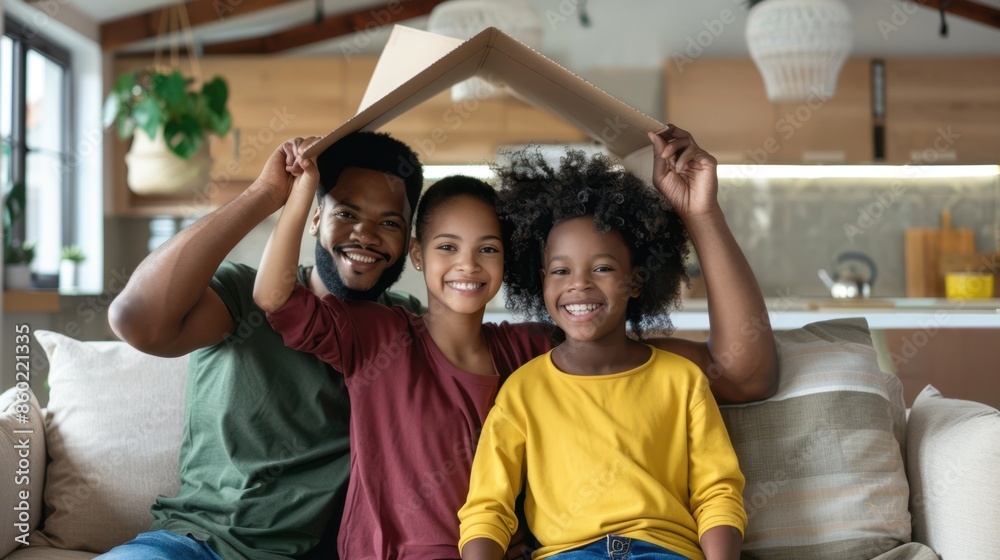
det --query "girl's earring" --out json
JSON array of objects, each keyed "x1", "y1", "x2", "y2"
[{"x1": 415, "y1": 265, "x2": 421, "y2": 271}]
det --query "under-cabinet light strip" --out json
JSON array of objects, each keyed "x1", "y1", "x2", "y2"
[{"x1": 424, "y1": 164, "x2": 1000, "y2": 181}]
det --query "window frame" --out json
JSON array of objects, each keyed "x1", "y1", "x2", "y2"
[{"x1": 3, "y1": 15, "x2": 74, "y2": 252}]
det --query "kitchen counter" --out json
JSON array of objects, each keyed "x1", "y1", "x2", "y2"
[{"x1": 484, "y1": 298, "x2": 1000, "y2": 330}]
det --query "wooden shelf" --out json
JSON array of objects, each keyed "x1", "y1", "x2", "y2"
[{"x1": 3, "y1": 290, "x2": 61, "y2": 313}]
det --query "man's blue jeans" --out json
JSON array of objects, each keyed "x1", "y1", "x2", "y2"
[
  {"x1": 95, "y1": 530, "x2": 223, "y2": 560},
  {"x1": 550, "y1": 535, "x2": 689, "y2": 560}
]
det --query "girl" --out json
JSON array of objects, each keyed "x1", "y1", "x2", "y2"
[
  {"x1": 459, "y1": 130, "x2": 762, "y2": 560},
  {"x1": 254, "y1": 156, "x2": 553, "y2": 559}
]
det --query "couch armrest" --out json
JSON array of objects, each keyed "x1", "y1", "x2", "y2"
[
  {"x1": 1, "y1": 386, "x2": 46, "y2": 558},
  {"x1": 906, "y1": 385, "x2": 1000, "y2": 560}
]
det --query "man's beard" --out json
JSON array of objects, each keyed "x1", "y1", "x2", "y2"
[{"x1": 313, "y1": 241, "x2": 407, "y2": 302}]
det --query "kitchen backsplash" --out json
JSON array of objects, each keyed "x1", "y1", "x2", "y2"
[{"x1": 711, "y1": 174, "x2": 999, "y2": 298}]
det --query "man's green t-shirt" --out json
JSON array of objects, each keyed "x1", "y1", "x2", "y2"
[{"x1": 150, "y1": 261, "x2": 422, "y2": 560}]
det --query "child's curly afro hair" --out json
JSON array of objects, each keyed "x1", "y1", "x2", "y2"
[{"x1": 495, "y1": 148, "x2": 691, "y2": 338}]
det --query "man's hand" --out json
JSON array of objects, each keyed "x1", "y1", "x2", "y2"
[
  {"x1": 647, "y1": 126, "x2": 720, "y2": 220},
  {"x1": 257, "y1": 136, "x2": 320, "y2": 206},
  {"x1": 109, "y1": 135, "x2": 325, "y2": 357}
]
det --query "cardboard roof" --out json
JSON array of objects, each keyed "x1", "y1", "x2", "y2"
[{"x1": 303, "y1": 25, "x2": 664, "y2": 175}]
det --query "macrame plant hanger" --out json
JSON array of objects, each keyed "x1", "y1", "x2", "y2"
[
  {"x1": 151, "y1": 4, "x2": 203, "y2": 83},
  {"x1": 124, "y1": 3, "x2": 213, "y2": 196}
]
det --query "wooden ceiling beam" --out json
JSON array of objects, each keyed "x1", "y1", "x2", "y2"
[
  {"x1": 917, "y1": 0, "x2": 1000, "y2": 30},
  {"x1": 100, "y1": 0, "x2": 291, "y2": 53},
  {"x1": 202, "y1": 0, "x2": 448, "y2": 55}
]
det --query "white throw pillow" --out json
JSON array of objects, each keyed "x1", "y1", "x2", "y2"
[
  {"x1": 28, "y1": 330, "x2": 188, "y2": 553},
  {"x1": 906, "y1": 384, "x2": 1000, "y2": 560},
  {"x1": 0, "y1": 384, "x2": 45, "y2": 558}
]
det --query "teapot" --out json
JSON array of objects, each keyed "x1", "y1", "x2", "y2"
[{"x1": 818, "y1": 252, "x2": 877, "y2": 299}]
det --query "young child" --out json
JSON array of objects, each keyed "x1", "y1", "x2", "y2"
[
  {"x1": 254, "y1": 157, "x2": 554, "y2": 559},
  {"x1": 458, "y1": 127, "x2": 764, "y2": 560}
]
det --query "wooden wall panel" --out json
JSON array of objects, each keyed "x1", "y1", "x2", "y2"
[{"x1": 884, "y1": 328, "x2": 1000, "y2": 409}]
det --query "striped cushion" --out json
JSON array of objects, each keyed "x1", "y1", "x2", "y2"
[{"x1": 721, "y1": 318, "x2": 927, "y2": 560}]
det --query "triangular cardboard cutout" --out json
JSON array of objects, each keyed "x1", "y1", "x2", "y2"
[{"x1": 303, "y1": 25, "x2": 663, "y2": 177}]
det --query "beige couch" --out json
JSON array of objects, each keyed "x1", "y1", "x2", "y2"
[{"x1": 2, "y1": 320, "x2": 998, "y2": 560}]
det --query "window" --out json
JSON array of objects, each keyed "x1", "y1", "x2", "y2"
[{"x1": 2, "y1": 16, "x2": 72, "y2": 279}]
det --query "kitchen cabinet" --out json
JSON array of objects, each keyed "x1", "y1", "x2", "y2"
[
  {"x1": 884, "y1": 328, "x2": 1000, "y2": 409},
  {"x1": 663, "y1": 57, "x2": 1000, "y2": 166},
  {"x1": 109, "y1": 55, "x2": 589, "y2": 216},
  {"x1": 884, "y1": 58, "x2": 1000, "y2": 164},
  {"x1": 664, "y1": 58, "x2": 873, "y2": 164}
]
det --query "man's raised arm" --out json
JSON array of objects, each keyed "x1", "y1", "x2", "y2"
[{"x1": 109, "y1": 138, "x2": 309, "y2": 357}]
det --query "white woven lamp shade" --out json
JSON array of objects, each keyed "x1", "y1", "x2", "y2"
[
  {"x1": 427, "y1": 0, "x2": 543, "y2": 102},
  {"x1": 746, "y1": 0, "x2": 853, "y2": 103}
]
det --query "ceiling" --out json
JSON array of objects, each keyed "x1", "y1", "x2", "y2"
[{"x1": 24, "y1": 0, "x2": 1000, "y2": 69}]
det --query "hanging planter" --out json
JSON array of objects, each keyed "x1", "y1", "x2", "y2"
[
  {"x1": 104, "y1": 69, "x2": 231, "y2": 195},
  {"x1": 745, "y1": 0, "x2": 853, "y2": 103},
  {"x1": 124, "y1": 125, "x2": 214, "y2": 196}
]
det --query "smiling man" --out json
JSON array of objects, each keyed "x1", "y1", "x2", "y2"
[{"x1": 105, "y1": 132, "x2": 424, "y2": 560}]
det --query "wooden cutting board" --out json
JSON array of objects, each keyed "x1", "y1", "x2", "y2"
[{"x1": 905, "y1": 211, "x2": 976, "y2": 297}]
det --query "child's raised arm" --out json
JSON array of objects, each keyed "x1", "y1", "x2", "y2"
[
  {"x1": 253, "y1": 138, "x2": 320, "y2": 313},
  {"x1": 646, "y1": 126, "x2": 778, "y2": 404}
]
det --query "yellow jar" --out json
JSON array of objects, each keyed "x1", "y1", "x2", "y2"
[{"x1": 945, "y1": 272, "x2": 995, "y2": 299}]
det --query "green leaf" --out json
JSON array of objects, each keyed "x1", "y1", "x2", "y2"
[
  {"x1": 207, "y1": 108, "x2": 232, "y2": 136},
  {"x1": 102, "y1": 94, "x2": 121, "y2": 130},
  {"x1": 105, "y1": 71, "x2": 140, "y2": 134},
  {"x1": 113, "y1": 71, "x2": 137, "y2": 96},
  {"x1": 117, "y1": 116, "x2": 136, "y2": 139},
  {"x1": 3, "y1": 181, "x2": 27, "y2": 257},
  {"x1": 163, "y1": 114, "x2": 204, "y2": 159},
  {"x1": 201, "y1": 77, "x2": 228, "y2": 116},
  {"x1": 133, "y1": 96, "x2": 162, "y2": 140},
  {"x1": 60, "y1": 244, "x2": 86, "y2": 262},
  {"x1": 152, "y1": 71, "x2": 188, "y2": 109},
  {"x1": 4, "y1": 180, "x2": 26, "y2": 224}
]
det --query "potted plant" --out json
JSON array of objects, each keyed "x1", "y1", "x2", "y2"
[
  {"x1": 3, "y1": 243, "x2": 35, "y2": 289},
  {"x1": 59, "y1": 244, "x2": 86, "y2": 292},
  {"x1": 3, "y1": 181, "x2": 34, "y2": 290},
  {"x1": 103, "y1": 69, "x2": 232, "y2": 195}
]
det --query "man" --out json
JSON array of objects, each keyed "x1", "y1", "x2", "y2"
[{"x1": 103, "y1": 132, "x2": 424, "y2": 560}]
